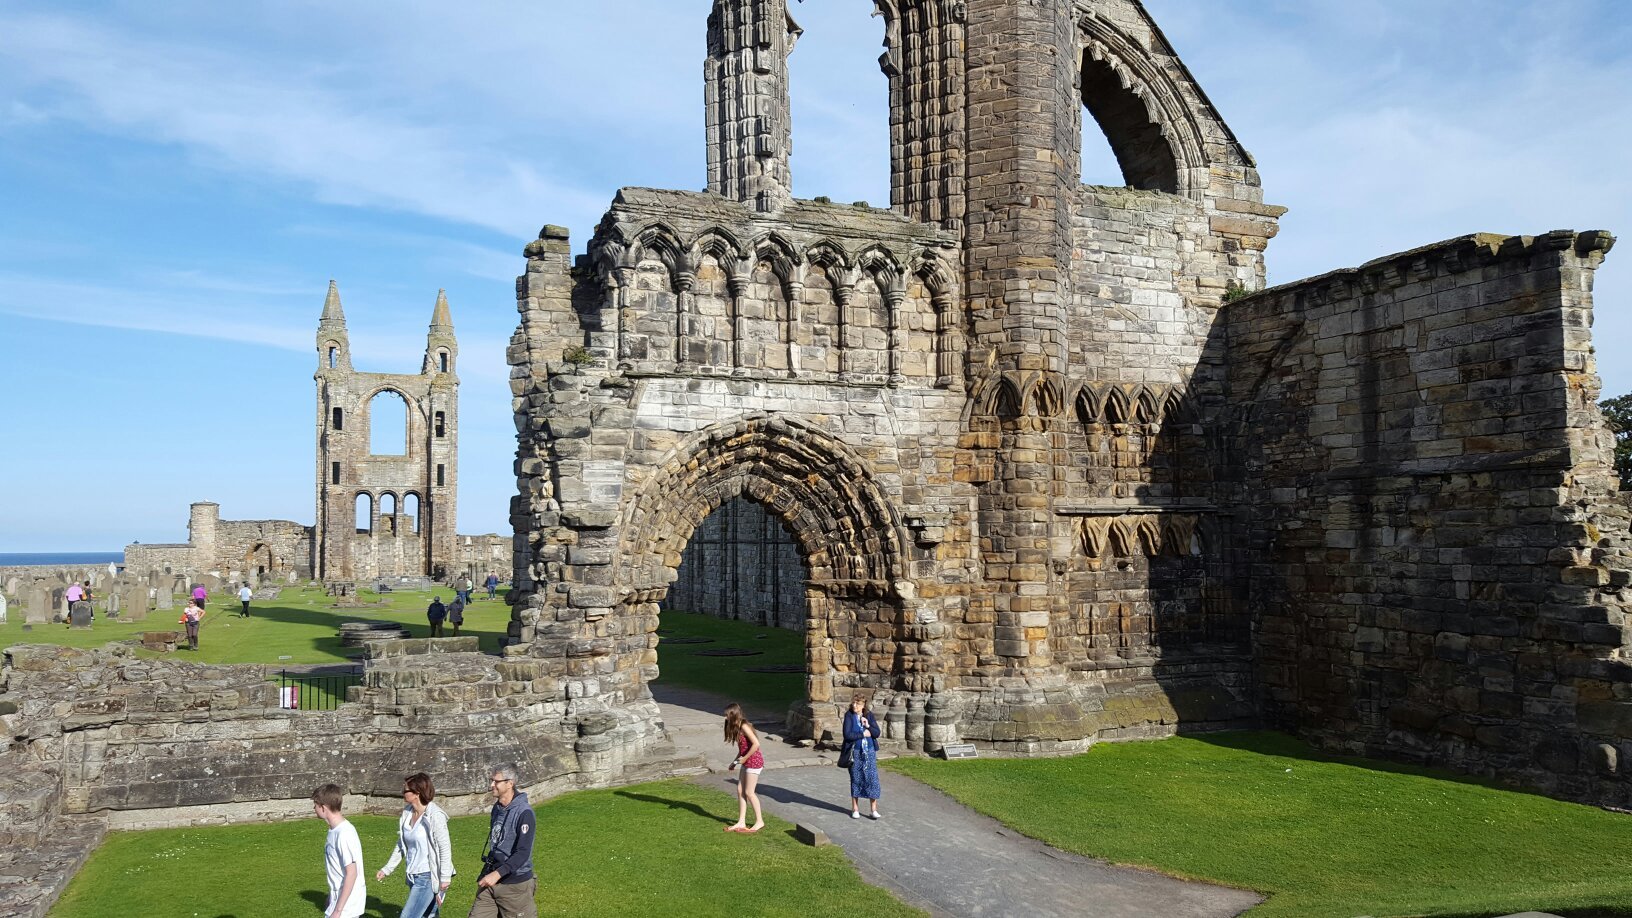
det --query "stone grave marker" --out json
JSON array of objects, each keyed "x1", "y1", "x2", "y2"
[
  {"x1": 51, "y1": 587, "x2": 69, "y2": 623},
  {"x1": 69, "y1": 601, "x2": 93, "y2": 629},
  {"x1": 155, "y1": 585, "x2": 174, "y2": 611},
  {"x1": 25, "y1": 584, "x2": 50, "y2": 624},
  {"x1": 118, "y1": 584, "x2": 150, "y2": 622},
  {"x1": 0, "y1": 592, "x2": 7, "y2": 624}
]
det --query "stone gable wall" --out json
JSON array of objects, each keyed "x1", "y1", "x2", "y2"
[{"x1": 1225, "y1": 231, "x2": 1632, "y2": 804}]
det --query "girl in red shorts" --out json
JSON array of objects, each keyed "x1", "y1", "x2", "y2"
[{"x1": 723, "y1": 703, "x2": 765, "y2": 833}]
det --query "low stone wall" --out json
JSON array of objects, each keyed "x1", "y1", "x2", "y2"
[{"x1": 0, "y1": 640, "x2": 684, "y2": 835}]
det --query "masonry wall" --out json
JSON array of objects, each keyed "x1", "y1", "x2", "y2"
[
  {"x1": 0, "y1": 640, "x2": 676, "y2": 830},
  {"x1": 1226, "y1": 231, "x2": 1632, "y2": 804}
]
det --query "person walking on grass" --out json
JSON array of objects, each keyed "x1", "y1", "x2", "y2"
[
  {"x1": 181, "y1": 597, "x2": 204, "y2": 651},
  {"x1": 427, "y1": 596, "x2": 447, "y2": 638},
  {"x1": 484, "y1": 572, "x2": 499, "y2": 600},
  {"x1": 723, "y1": 702, "x2": 766, "y2": 834},
  {"x1": 448, "y1": 594, "x2": 465, "y2": 637},
  {"x1": 238, "y1": 582, "x2": 253, "y2": 618},
  {"x1": 313, "y1": 783, "x2": 367, "y2": 918},
  {"x1": 471, "y1": 763, "x2": 537, "y2": 918},
  {"x1": 378, "y1": 772, "x2": 455, "y2": 918},
  {"x1": 841, "y1": 693, "x2": 883, "y2": 820},
  {"x1": 191, "y1": 582, "x2": 207, "y2": 612}
]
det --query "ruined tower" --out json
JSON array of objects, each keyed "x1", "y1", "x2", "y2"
[
  {"x1": 505, "y1": 0, "x2": 1631, "y2": 806},
  {"x1": 315, "y1": 283, "x2": 459, "y2": 582}
]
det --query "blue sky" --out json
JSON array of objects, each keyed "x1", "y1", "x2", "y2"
[{"x1": 2, "y1": 1, "x2": 1628, "y2": 552}]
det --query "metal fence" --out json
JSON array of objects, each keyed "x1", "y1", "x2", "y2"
[{"x1": 276, "y1": 667, "x2": 364, "y2": 711}]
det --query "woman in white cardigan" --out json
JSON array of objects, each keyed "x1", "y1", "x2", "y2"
[{"x1": 375, "y1": 772, "x2": 456, "y2": 918}]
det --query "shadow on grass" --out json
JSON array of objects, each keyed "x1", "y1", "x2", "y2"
[
  {"x1": 1184, "y1": 729, "x2": 1547, "y2": 797},
  {"x1": 613, "y1": 790, "x2": 720, "y2": 822},
  {"x1": 210, "y1": 598, "x2": 510, "y2": 661}
]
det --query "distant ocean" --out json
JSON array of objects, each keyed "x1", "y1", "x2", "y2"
[{"x1": 0, "y1": 552, "x2": 124, "y2": 567}]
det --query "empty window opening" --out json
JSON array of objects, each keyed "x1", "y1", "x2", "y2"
[
  {"x1": 381, "y1": 492, "x2": 398, "y2": 535},
  {"x1": 327, "y1": 345, "x2": 338, "y2": 368},
  {"x1": 439, "y1": 351, "x2": 449, "y2": 373},
  {"x1": 436, "y1": 464, "x2": 445, "y2": 487},
  {"x1": 434, "y1": 411, "x2": 446, "y2": 438},
  {"x1": 368, "y1": 390, "x2": 409, "y2": 456},
  {"x1": 405, "y1": 493, "x2": 422, "y2": 535},
  {"x1": 786, "y1": 5, "x2": 890, "y2": 206},
  {"x1": 355, "y1": 492, "x2": 373, "y2": 534},
  {"x1": 1080, "y1": 54, "x2": 1180, "y2": 193},
  {"x1": 331, "y1": 462, "x2": 341, "y2": 485},
  {"x1": 332, "y1": 407, "x2": 344, "y2": 431}
]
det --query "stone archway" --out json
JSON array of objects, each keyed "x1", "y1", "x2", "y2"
[{"x1": 617, "y1": 415, "x2": 914, "y2": 739}]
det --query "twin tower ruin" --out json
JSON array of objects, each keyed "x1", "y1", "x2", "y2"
[{"x1": 503, "y1": 0, "x2": 1631, "y2": 800}]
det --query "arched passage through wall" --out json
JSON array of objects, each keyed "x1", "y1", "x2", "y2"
[{"x1": 616, "y1": 416, "x2": 914, "y2": 739}]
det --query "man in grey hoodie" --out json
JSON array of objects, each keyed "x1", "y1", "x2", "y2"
[{"x1": 470, "y1": 763, "x2": 536, "y2": 918}]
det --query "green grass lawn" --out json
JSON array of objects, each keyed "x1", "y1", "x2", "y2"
[
  {"x1": 653, "y1": 610, "x2": 806, "y2": 712},
  {"x1": 887, "y1": 731, "x2": 1632, "y2": 917},
  {"x1": 0, "y1": 585, "x2": 513, "y2": 665},
  {"x1": 51, "y1": 779, "x2": 922, "y2": 918}
]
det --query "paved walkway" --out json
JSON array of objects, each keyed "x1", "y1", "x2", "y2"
[{"x1": 653, "y1": 684, "x2": 1260, "y2": 917}]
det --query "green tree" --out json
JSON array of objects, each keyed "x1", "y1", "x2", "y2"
[{"x1": 1603, "y1": 393, "x2": 1632, "y2": 490}]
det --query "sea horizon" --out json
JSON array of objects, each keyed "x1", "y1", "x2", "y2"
[{"x1": 0, "y1": 552, "x2": 125, "y2": 567}]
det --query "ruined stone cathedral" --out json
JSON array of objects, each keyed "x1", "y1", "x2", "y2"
[{"x1": 507, "y1": 0, "x2": 1632, "y2": 799}]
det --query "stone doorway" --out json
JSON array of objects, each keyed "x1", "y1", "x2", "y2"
[{"x1": 617, "y1": 416, "x2": 918, "y2": 742}]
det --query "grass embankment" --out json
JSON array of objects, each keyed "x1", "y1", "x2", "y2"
[
  {"x1": 51, "y1": 779, "x2": 922, "y2": 918},
  {"x1": 0, "y1": 585, "x2": 512, "y2": 664},
  {"x1": 887, "y1": 731, "x2": 1632, "y2": 917},
  {"x1": 653, "y1": 610, "x2": 806, "y2": 712}
]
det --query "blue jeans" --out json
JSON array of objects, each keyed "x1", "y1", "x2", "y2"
[{"x1": 402, "y1": 871, "x2": 440, "y2": 918}]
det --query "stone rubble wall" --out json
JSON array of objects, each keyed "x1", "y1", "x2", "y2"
[{"x1": 1225, "y1": 230, "x2": 1632, "y2": 804}]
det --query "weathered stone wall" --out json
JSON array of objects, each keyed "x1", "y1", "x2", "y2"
[
  {"x1": 0, "y1": 640, "x2": 678, "y2": 828},
  {"x1": 314, "y1": 283, "x2": 459, "y2": 581},
  {"x1": 1225, "y1": 231, "x2": 1632, "y2": 804},
  {"x1": 124, "y1": 502, "x2": 312, "y2": 583},
  {"x1": 453, "y1": 533, "x2": 510, "y2": 580},
  {"x1": 663, "y1": 496, "x2": 807, "y2": 630}
]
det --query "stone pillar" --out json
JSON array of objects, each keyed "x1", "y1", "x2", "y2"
[{"x1": 704, "y1": 0, "x2": 800, "y2": 212}]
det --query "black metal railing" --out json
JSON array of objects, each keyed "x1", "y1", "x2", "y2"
[{"x1": 276, "y1": 667, "x2": 364, "y2": 711}]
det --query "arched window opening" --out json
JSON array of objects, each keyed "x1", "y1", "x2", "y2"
[
  {"x1": 439, "y1": 351, "x2": 449, "y2": 373},
  {"x1": 405, "y1": 493, "x2": 422, "y2": 535},
  {"x1": 1080, "y1": 54, "x2": 1180, "y2": 193},
  {"x1": 661, "y1": 495, "x2": 809, "y2": 625},
  {"x1": 434, "y1": 411, "x2": 446, "y2": 438},
  {"x1": 332, "y1": 407, "x2": 344, "y2": 431},
  {"x1": 355, "y1": 493, "x2": 373, "y2": 535},
  {"x1": 368, "y1": 390, "x2": 409, "y2": 456},
  {"x1": 381, "y1": 492, "x2": 398, "y2": 535},
  {"x1": 327, "y1": 344, "x2": 338, "y2": 368},
  {"x1": 785, "y1": 4, "x2": 889, "y2": 206}
]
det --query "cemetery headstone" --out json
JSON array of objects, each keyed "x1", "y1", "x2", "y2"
[
  {"x1": 69, "y1": 601, "x2": 93, "y2": 629},
  {"x1": 25, "y1": 584, "x2": 49, "y2": 624},
  {"x1": 0, "y1": 593, "x2": 8, "y2": 624}
]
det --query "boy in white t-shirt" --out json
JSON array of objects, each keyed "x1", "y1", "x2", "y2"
[{"x1": 312, "y1": 783, "x2": 366, "y2": 918}]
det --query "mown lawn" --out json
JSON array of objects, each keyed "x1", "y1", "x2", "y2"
[
  {"x1": 0, "y1": 585, "x2": 512, "y2": 665},
  {"x1": 51, "y1": 779, "x2": 922, "y2": 918},
  {"x1": 653, "y1": 610, "x2": 806, "y2": 712},
  {"x1": 887, "y1": 731, "x2": 1632, "y2": 917}
]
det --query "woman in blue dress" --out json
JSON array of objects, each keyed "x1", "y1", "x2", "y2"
[{"x1": 842, "y1": 693, "x2": 883, "y2": 819}]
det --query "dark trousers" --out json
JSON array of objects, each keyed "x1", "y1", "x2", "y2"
[
  {"x1": 241, "y1": 600, "x2": 251, "y2": 617},
  {"x1": 429, "y1": 619, "x2": 445, "y2": 637},
  {"x1": 185, "y1": 620, "x2": 200, "y2": 649}
]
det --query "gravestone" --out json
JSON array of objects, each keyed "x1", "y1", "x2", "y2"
[
  {"x1": 25, "y1": 584, "x2": 49, "y2": 624},
  {"x1": 51, "y1": 587, "x2": 69, "y2": 623},
  {"x1": 155, "y1": 585, "x2": 174, "y2": 611},
  {"x1": 119, "y1": 584, "x2": 150, "y2": 622},
  {"x1": 0, "y1": 593, "x2": 7, "y2": 624},
  {"x1": 69, "y1": 601, "x2": 92, "y2": 629}
]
